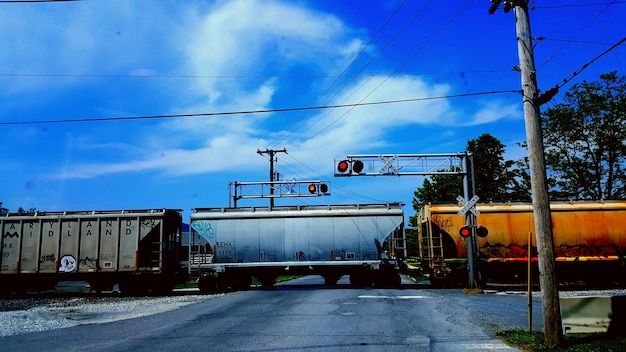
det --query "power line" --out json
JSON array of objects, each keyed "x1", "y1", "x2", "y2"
[
  {"x1": 541, "y1": 1, "x2": 616, "y2": 67},
  {"x1": 267, "y1": 0, "x2": 421, "y2": 149},
  {"x1": 0, "y1": 0, "x2": 83, "y2": 3},
  {"x1": 0, "y1": 90, "x2": 520, "y2": 126},
  {"x1": 536, "y1": 36, "x2": 626, "y2": 106},
  {"x1": 532, "y1": 1, "x2": 626, "y2": 9},
  {"x1": 276, "y1": 1, "x2": 470, "y2": 150},
  {"x1": 293, "y1": 1, "x2": 475, "y2": 148},
  {"x1": 538, "y1": 37, "x2": 625, "y2": 46},
  {"x1": 0, "y1": 70, "x2": 514, "y2": 80}
]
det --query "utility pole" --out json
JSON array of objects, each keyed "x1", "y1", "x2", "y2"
[
  {"x1": 257, "y1": 148, "x2": 287, "y2": 209},
  {"x1": 489, "y1": 0, "x2": 563, "y2": 347}
]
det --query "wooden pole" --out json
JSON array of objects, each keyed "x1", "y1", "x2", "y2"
[
  {"x1": 513, "y1": 1, "x2": 563, "y2": 346},
  {"x1": 257, "y1": 148, "x2": 287, "y2": 209},
  {"x1": 528, "y1": 231, "x2": 532, "y2": 332}
]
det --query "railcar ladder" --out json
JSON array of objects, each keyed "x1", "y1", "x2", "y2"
[
  {"x1": 420, "y1": 217, "x2": 445, "y2": 271},
  {"x1": 392, "y1": 227, "x2": 407, "y2": 259}
]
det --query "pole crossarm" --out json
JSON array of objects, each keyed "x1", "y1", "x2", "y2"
[
  {"x1": 230, "y1": 180, "x2": 330, "y2": 202},
  {"x1": 334, "y1": 153, "x2": 470, "y2": 177}
]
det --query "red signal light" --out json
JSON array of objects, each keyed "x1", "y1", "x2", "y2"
[
  {"x1": 337, "y1": 160, "x2": 349, "y2": 173},
  {"x1": 308, "y1": 184, "x2": 317, "y2": 194},
  {"x1": 459, "y1": 226, "x2": 471, "y2": 237}
]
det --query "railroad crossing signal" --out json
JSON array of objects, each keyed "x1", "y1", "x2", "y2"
[
  {"x1": 334, "y1": 151, "x2": 481, "y2": 289},
  {"x1": 457, "y1": 195, "x2": 480, "y2": 216},
  {"x1": 229, "y1": 180, "x2": 330, "y2": 207},
  {"x1": 460, "y1": 226, "x2": 472, "y2": 237}
]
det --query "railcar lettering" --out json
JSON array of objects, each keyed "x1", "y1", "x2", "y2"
[
  {"x1": 2, "y1": 243, "x2": 13, "y2": 249},
  {"x1": 3, "y1": 232, "x2": 18, "y2": 239},
  {"x1": 217, "y1": 250, "x2": 233, "y2": 257},
  {"x1": 216, "y1": 242, "x2": 232, "y2": 247}
]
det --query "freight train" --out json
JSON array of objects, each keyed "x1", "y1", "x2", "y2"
[
  {"x1": 0, "y1": 209, "x2": 186, "y2": 295},
  {"x1": 0, "y1": 203, "x2": 408, "y2": 295},
  {"x1": 188, "y1": 203, "x2": 408, "y2": 292},
  {"x1": 418, "y1": 200, "x2": 626, "y2": 286}
]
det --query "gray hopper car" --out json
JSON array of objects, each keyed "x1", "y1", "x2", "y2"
[
  {"x1": 188, "y1": 203, "x2": 407, "y2": 292},
  {"x1": 0, "y1": 209, "x2": 187, "y2": 295}
]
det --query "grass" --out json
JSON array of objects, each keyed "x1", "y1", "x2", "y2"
[{"x1": 497, "y1": 330, "x2": 626, "y2": 351}]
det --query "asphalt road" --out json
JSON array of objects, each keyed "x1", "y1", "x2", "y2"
[{"x1": 2, "y1": 275, "x2": 535, "y2": 351}]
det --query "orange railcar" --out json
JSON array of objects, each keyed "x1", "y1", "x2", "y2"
[{"x1": 418, "y1": 200, "x2": 626, "y2": 285}]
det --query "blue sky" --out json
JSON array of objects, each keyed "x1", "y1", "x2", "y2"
[{"x1": 1, "y1": 0, "x2": 624, "y2": 221}]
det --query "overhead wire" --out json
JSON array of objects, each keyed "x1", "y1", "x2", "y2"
[
  {"x1": 292, "y1": 0, "x2": 475, "y2": 148},
  {"x1": 540, "y1": 36, "x2": 626, "y2": 104},
  {"x1": 540, "y1": 1, "x2": 617, "y2": 67},
  {"x1": 274, "y1": 0, "x2": 438, "y2": 149},
  {"x1": 532, "y1": 1, "x2": 626, "y2": 9},
  {"x1": 267, "y1": 0, "x2": 417, "y2": 149},
  {"x1": 0, "y1": 70, "x2": 514, "y2": 80},
  {"x1": 0, "y1": 0, "x2": 83, "y2": 3},
  {"x1": 0, "y1": 90, "x2": 519, "y2": 126}
]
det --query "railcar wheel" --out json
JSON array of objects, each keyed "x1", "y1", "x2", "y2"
[
  {"x1": 197, "y1": 276, "x2": 219, "y2": 293},
  {"x1": 349, "y1": 273, "x2": 373, "y2": 287},
  {"x1": 255, "y1": 274, "x2": 276, "y2": 288},
  {"x1": 231, "y1": 275, "x2": 252, "y2": 291},
  {"x1": 322, "y1": 274, "x2": 341, "y2": 286}
]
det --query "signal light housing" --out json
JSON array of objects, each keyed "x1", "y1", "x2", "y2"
[
  {"x1": 308, "y1": 182, "x2": 329, "y2": 195},
  {"x1": 336, "y1": 159, "x2": 365, "y2": 175},
  {"x1": 476, "y1": 225, "x2": 488, "y2": 238},
  {"x1": 459, "y1": 225, "x2": 472, "y2": 238},
  {"x1": 352, "y1": 160, "x2": 364, "y2": 173}
]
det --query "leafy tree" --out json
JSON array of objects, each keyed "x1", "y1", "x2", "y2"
[
  {"x1": 412, "y1": 167, "x2": 462, "y2": 207},
  {"x1": 507, "y1": 156, "x2": 532, "y2": 201},
  {"x1": 467, "y1": 134, "x2": 511, "y2": 200},
  {"x1": 541, "y1": 72, "x2": 626, "y2": 199}
]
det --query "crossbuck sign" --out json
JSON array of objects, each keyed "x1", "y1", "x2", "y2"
[{"x1": 457, "y1": 195, "x2": 480, "y2": 216}]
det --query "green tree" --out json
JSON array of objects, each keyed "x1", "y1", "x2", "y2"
[
  {"x1": 542, "y1": 72, "x2": 626, "y2": 199},
  {"x1": 412, "y1": 167, "x2": 462, "y2": 207},
  {"x1": 468, "y1": 134, "x2": 509, "y2": 200}
]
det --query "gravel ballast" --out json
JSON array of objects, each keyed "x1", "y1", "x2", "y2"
[{"x1": 0, "y1": 294, "x2": 214, "y2": 337}]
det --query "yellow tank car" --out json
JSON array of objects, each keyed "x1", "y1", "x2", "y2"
[{"x1": 418, "y1": 200, "x2": 626, "y2": 285}]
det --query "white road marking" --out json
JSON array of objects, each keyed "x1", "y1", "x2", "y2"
[{"x1": 357, "y1": 295, "x2": 427, "y2": 299}]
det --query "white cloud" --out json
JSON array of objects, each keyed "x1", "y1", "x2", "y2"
[
  {"x1": 468, "y1": 101, "x2": 522, "y2": 125},
  {"x1": 38, "y1": 1, "x2": 522, "y2": 181}
]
